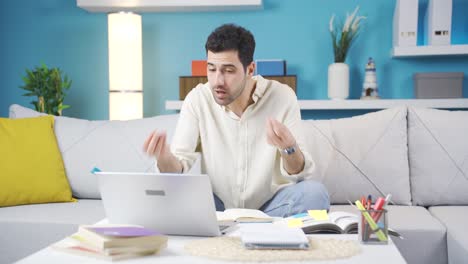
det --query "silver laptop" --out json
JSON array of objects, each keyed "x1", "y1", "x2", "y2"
[{"x1": 95, "y1": 171, "x2": 229, "y2": 237}]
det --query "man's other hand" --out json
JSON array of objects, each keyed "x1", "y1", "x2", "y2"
[
  {"x1": 143, "y1": 130, "x2": 171, "y2": 160},
  {"x1": 265, "y1": 118, "x2": 305, "y2": 174},
  {"x1": 265, "y1": 118, "x2": 296, "y2": 150}
]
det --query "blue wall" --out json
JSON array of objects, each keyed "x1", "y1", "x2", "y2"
[{"x1": 1, "y1": 0, "x2": 468, "y2": 120}]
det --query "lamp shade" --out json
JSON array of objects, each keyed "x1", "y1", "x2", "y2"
[{"x1": 108, "y1": 12, "x2": 142, "y2": 120}]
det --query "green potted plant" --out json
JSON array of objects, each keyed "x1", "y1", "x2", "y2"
[
  {"x1": 328, "y1": 6, "x2": 365, "y2": 100},
  {"x1": 20, "y1": 63, "x2": 72, "y2": 116}
]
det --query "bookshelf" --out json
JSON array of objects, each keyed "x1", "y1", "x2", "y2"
[
  {"x1": 392, "y1": 44, "x2": 468, "y2": 57},
  {"x1": 391, "y1": 0, "x2": 468, "y2": 57},
  {"x1": 166, "y1": 98, "x2": 468, "y2": 110},
  {"x1": 179, "y1": 75, "x2": 296, "y2": 100}
]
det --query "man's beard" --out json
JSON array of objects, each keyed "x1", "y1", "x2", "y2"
[{"x1": 212, "y1": 77, "x2": 247, "y2": 106}]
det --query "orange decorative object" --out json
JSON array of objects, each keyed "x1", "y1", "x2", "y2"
[{"x1": 191, "y1": 60, "x2": 207, "y2": 76}]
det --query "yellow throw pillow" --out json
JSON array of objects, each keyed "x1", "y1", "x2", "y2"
[{"x1": 0, "y1": 116, "x2": 75, "y2": 207}]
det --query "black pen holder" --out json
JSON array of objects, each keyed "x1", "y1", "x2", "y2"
[{"x1": 358, "y1": 209, "x2": 388, "y2": 245}]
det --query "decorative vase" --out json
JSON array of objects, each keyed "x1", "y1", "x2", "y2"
[{"x1": 328, "y1": 63, "x2": 349, "y2": 100}]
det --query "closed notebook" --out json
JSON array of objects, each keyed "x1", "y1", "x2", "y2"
[
  {"x1": 240, "y1": 224, "x2": 309, "y2": 250},
  {"x1": 77, "y1": 225, "x2": 168, "y2": 249},
  {"x1": 51, "y1": 237, "x2": 162, "y2": 261},
  {"x1": 70, "y1": 234, "x2": 165, "y2": 255}
]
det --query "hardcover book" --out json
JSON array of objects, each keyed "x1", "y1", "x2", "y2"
[
  {"x1": 51, "y1": 236, "x2": 162, "y2": 261},
  {"x1": 77, "y1": 225, "x2": 168, "y2": 250}
]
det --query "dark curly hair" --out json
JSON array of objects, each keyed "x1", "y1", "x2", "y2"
[{"x1": 205, "y1": 24, "x2": 255, "y2": 71}]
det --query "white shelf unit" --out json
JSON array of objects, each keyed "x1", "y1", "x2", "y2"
[
  {"x1": 391, "y1": 0, "x2": 468, "y2": 57},
  {"x1": 166, "y1": 99, "x2": 468, "y2": 111},
  {"x1": 77, "y1": 0, "x2": 263, "y2": 13},
  {"x1": 392, "y1": 44, "x2": 468, "y2": 57}
]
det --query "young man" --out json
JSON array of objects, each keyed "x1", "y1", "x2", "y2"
[{"x1": 144, "y1": 24, "x2": 329, "y2": 217}]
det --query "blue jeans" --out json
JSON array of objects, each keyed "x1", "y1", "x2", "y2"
[{"x1": 213, "y1": 180, "x2": 330, "y2": 218}]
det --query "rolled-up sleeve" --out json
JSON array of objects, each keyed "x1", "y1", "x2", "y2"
[
  {"x1": 170, "y1": 88, "x2": 201, "y2": 173},
  {"x1": 279, "y1": 94, "x2": 315, "y2": 181}
]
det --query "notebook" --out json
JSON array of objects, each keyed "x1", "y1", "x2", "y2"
[
  {"x1": 95, "y1": 171, "x2": 233, "y2": 237},
  {"x1": 240, "y1": 224, "x2": 309, "y2": 250}
]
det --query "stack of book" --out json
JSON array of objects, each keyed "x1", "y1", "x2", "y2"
[{"x1": 51, "y1": 225, "x2": 168, "y2": 261}]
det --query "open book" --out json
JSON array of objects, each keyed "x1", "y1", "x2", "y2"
[
  {"x1": 216, "y1": 208, "x2": 273, "y2": 223},
  {"x1": 288, "y1": 211, "x2": 358, "y2": 234}
]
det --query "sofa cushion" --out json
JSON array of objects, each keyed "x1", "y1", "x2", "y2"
[
  {"x1": 408, "y1": 107, "x2": 468, "y2": 206},
  {"x1": 0, "y1": 199, "x2": 105, "y2": 224},
  {"x1": 9, "y1": 104, "x2": 180, "y2": 199},
  {"x1": 0, "y1": 199, "x2": 105, "y2": 263},
  {"x1": 331, "y1": 205, "x2": 447, "y2": 264},
  {"x1": 303, "y1": 107, "x2": 411, "y2": 205},
  {"x1": 429, "y1": 206, "x2": 468, "y2": 264},
  {"x1": 0, "y1": 116, "x2": 74, "y2": 207}
]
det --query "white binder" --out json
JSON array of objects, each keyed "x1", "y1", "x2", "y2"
[
  {"x1": 425, "y1": 0, "x2": 452, "y2": 46},
  {"x1": 393, "y1": 0, "x2": 419, "y2": 47},
  {"x1": 240, "y1": 224, "x2": 309, "y2": 250}
]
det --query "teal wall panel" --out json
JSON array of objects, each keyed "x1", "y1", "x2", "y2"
[{"x1": 1, "y1": 0, "x2": 467, "y2": 120}]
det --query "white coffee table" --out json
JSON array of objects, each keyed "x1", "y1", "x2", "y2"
[{"x1": 17, "y1": 233, "x2": 406, "y2": 264}]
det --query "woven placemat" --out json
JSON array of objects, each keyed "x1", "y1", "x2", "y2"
[{"x1": 185, "y1": 236, "x2": 361, "y2": 262}]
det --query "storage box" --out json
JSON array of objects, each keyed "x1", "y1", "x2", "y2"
[
  {"x1": 413, "y1": 72, "x2": 463, "y2": 99},
  {"x1": 191, "y1": 60, "x2": 207, "y2": 76},
  {"x1": 255, "y1": 59, "x2": 286, "y2": 76}
]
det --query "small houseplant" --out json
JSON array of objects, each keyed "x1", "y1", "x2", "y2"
[
  {"x1": 20, "y1": 64, "x2": 72, "y2": 116},
  {"x1": 328, "y1": 6, "x2": 365, "y2": 100}
]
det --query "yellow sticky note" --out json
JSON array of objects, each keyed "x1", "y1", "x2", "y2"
[
  {"x1": 308, "y1": 210, "x2": 329, "y2": 221},
  {"x1": 287, "y1": 218, "x2": 303, "y2": 228}
]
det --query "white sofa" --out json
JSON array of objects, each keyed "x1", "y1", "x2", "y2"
[{"x1": 1, "y1": 104, "x2": 467, "y2": 264}]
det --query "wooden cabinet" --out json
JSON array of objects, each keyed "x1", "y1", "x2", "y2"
[
  {"x1": 179, "y1": 76, "x2": 208, "y2": 100},
  {"x1": 179, "y1": 75, "x2": 297, "y2": 100}
]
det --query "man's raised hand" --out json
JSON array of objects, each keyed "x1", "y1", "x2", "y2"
[
  {"x1": 143, "y1": 130, "x2": 170, "y2": 160},
  {"x1": 265, "y1": 118, "x2": 296, "y2": 150}
]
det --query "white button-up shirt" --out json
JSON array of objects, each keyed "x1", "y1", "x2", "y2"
[{"x1": 171, "y1": 75, "x2": 315, "y2": 209}]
